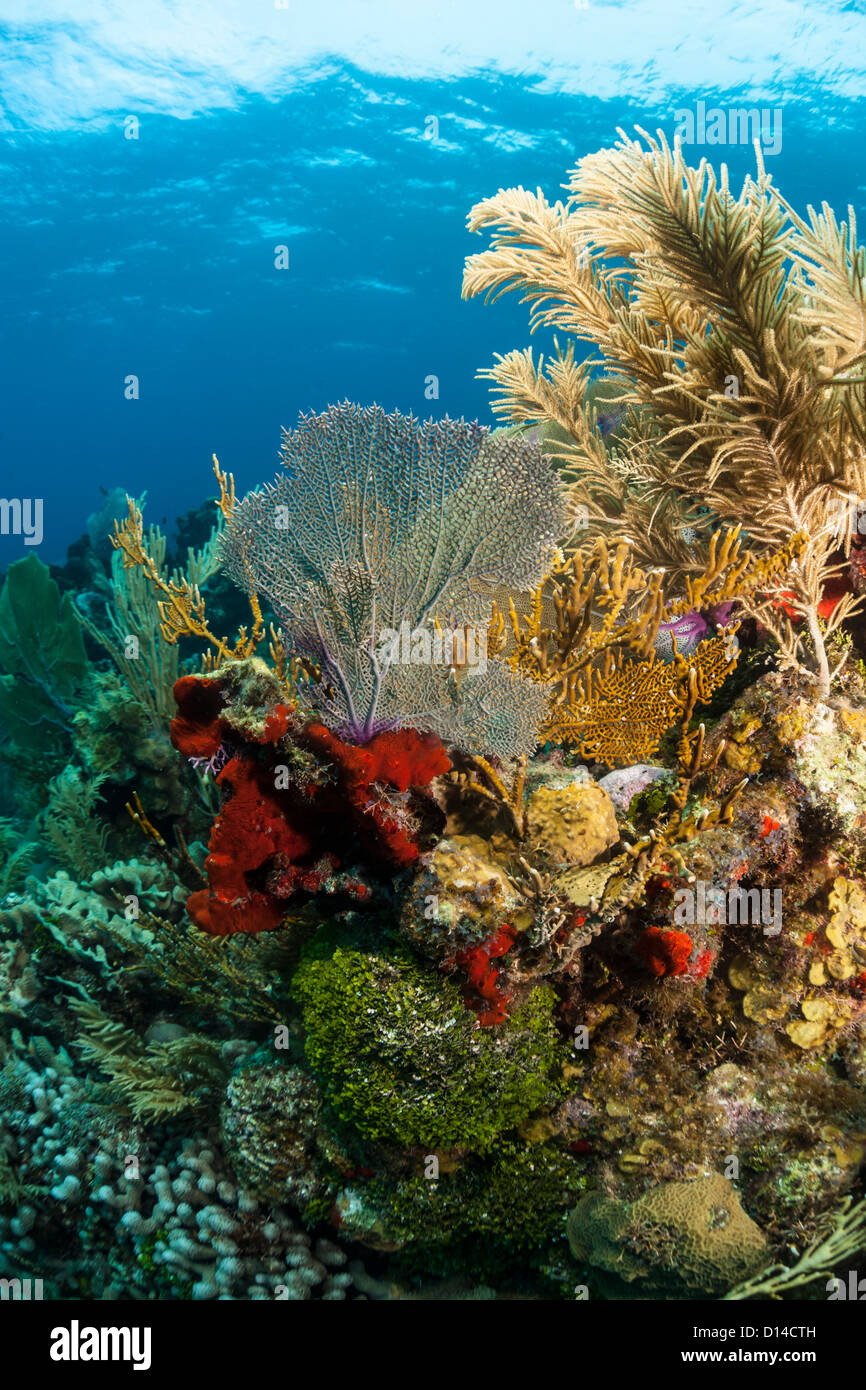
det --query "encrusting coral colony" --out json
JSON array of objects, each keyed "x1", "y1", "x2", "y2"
[{"x1": 2, "y1": 130, "x2": 866, "y2": 1300}]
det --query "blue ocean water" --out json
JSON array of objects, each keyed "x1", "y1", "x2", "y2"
[{"x1": 1, "y1": 0, "x2": 865, "y2": 561}]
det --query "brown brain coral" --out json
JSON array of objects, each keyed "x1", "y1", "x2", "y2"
[{"x1": 567, "y1": 1174, "x2": 769, "y2": 1297}]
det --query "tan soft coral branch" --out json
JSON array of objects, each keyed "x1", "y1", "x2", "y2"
[{"x1": 464, "y1": 128, "x2": 866, "y2": 695}]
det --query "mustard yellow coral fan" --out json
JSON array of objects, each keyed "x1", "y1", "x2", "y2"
[
  {"x1": 548, "y1": 638, "x2": 734, "y2": 763},
  {"x1": 489, "y1": 527, "x2": 802, "y2": 763}
]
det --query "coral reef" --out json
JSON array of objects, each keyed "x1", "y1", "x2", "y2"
[
  {"x1": 2, "y1": 134, "x2": 866, "y2": 1305},
  {"x1": 0, "y1": 1032, "x2": 366, "y2": 1299}
]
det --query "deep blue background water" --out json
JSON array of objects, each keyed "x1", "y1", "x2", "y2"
[{"x1": 1, "y1": 2, "x2": 865, "y2": 562}]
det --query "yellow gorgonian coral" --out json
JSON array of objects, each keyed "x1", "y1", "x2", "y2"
[
  {"x1": 488, "y1": 529, "x2": 800, "y2": 765},
  {"x1": 463, "y1": 129, "x2": 866, "y2": 695},
  {"x1": 546, "y1": 637, "x2": 734, "y2": 763}
]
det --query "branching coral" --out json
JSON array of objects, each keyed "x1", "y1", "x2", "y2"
[
  {"x1": 110, "y1": 458, "x2": 266, "y2": 671},
  {"x1": 79, "y1": 510, "x2": 221, "y2": 724},
  {"x1": 443, "y1": 753, "x2": 529, "y2": 839},
  {"x1": 463, "y1": 128, "x2": 866, "y2": 694},
  {"x1": 488, "y1": 527, "x2": 802, "y2": 763}
]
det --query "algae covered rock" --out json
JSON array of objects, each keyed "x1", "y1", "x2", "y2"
[
  {"x1": 724, "y1": 871, "x2": 866, "y2": 1054},
  {"x1": 334, "y1": 1140, "x2": 587, "y2": 1254},
  {"x1": 555, "y1": 854, "x2": 630, "y2": 910},
  {"x1": 567, "y1": 1175, "x2": 769, "y2": 1297},
  {"x1": 523, "y1": 761, "x2": 592, "y2": 795},
  {"x1": 597, "y1": 763, "x2": 669, "y2": 814},
  {"x1": 714, "y1": 671, "x2": 866, "y2": 833},
  {"x1": 291, "y1": 944, "x2": 564, "y2": 1152},
  {"x1": 402, "y1": 833, "x2": 527, "y2": 950},
  {"x1": 220, "y1": 1061, "x2": 326, "y2": 1211}
]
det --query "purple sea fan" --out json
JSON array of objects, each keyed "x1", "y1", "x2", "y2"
[
  {"x1": 217, "y1": 402, "x2": 566, "y2": 756},
  {"x1": 709, "y1": 601, "x2": 737, "y2": 627}
]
